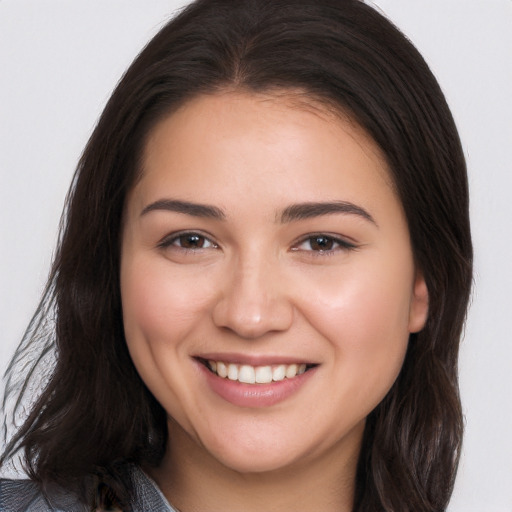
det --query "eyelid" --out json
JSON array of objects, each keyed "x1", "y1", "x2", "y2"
[
  {"x1": 156, "y1": 230, "x2": 356, "y2": 254},
  {"x1": 290, "y1": 233, "x2": 358, "y2": 253},
  {"x1": 157, "y1": 230, "x2": 219, "y2": 250}
]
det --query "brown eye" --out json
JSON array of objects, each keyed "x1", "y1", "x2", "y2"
[
  {"x1": 159, "y1": 232, "x2": 218, "y2": 251},
  {"x1": 178, "y1": 234, "x2": 206, "y2": 249},
  {"x1": 309, "y1": 236, "x2": 335, "y2": 251},
  {"x1": 292, "y1": 233, "x2": 357, "y2": 254}
]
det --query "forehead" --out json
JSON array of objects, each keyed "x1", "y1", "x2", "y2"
[{"x1": 128, "y1": 90, "x2": 398, "y2": 220}]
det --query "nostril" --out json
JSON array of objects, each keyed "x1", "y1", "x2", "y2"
[{"x1": 211, "y1": 292, "x2": 294, "y2": 339}]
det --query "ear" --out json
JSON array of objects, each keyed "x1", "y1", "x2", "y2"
[{"x1": 408, "y1": 270, "x2": 429, "y2": 333}]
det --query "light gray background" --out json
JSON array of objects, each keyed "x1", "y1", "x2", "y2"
[{"x1": 1, "y1": 1, "x2": 511, "y2": 510}]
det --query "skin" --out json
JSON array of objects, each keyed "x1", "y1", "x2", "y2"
[{"x1": 120, "y1": 91, "x2": 429, "y2": 512}]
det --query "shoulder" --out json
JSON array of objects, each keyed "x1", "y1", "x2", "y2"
[
  {"x1": 0, "y1": 466, "x2": 175, "y2": 512},
  {"x1": 0, "y1": 478, "x2": 87, "y2": 512}
]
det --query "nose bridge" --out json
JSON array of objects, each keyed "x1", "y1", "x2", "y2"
[{"x1": 212, "y1": 246, "x2": 293, "y2": 338}]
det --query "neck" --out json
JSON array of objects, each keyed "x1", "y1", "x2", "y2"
[{"x1": 149, "y1": 419, "x2": 363, "y2": 512}]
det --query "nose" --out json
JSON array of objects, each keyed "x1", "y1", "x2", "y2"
[{"x1": 212, "y1": 254, "x2": 294, "y2": 339}]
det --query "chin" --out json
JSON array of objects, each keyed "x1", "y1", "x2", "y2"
[
  {"x1": 212, "y1": 446, "x2": 304, "y2": 475},
  {"x1": 192, "y1": 424, "x2": 309, "y2": 475}
]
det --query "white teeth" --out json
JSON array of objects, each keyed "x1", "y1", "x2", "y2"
[
  {"x1": 217, "y1": 361, "x2": 228, "y2": 378},
  {"x1": 207, "y1": 360, "x2": 310, "y2": 384},
  {"x1": 227, "y1": 364, "x2": 238, "y2": 381},
  {"x1": 239, "y1": 365, "x2": 256, "y2": 384},
  {"x1": 272, "y1": 365, "x2": 286, "y2": 382},
  {"x1": 285, "y1": 364, "x2": 298, "y2": 379},
  {"x1": 255, "y1": 366, "x2": 273, "y2": 384}
]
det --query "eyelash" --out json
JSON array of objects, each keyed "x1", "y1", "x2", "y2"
[
  {"x1": 158, "y1": 231, "x2": 218, "y2": 252},
  {"x1": 158, "y1": 231, "x2": 357, "y2": 256},
  {"x1": 291, "y1": 234, "x2": 357, "y2": 256}
]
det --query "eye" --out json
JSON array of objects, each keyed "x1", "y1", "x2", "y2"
[
  {"x1": 292, "y1": 234, "x2": 356, "y2": 254},
  {"x1": 159, "y1": 232, "x2": 218, "y2": 251}
]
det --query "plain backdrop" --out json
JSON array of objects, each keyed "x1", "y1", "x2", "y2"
[{"x1": 1, "y1": 1, "x2": 511, "y2": 510}]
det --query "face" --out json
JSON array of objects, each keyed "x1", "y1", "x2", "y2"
[{"x1": 120, "y1": 91, "x2": 428, "y2": 475}]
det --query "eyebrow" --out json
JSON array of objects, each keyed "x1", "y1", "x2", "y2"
[
  {"x1": 140, "y1": 199, "x2": 226, "y2": 220},
  {"x1": 140, "y1": 198, "x2": 376, "y2": 226},
  {"x1": 279, "y1": 201, "x2": 376, "y2": 225}
]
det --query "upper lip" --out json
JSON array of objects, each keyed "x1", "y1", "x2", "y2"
[{"x1": 194, "y1": 353, "x2": 319, "y2": 366}]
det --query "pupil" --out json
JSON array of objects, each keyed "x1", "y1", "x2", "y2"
[
  {"x1": 311, "y1": 236, "x2": 333, "y2": 251},
  {"x1": 180, "y1": 234, "x2": 203, "y2": 248}
]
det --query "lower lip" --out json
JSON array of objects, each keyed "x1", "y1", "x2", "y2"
[{"x1": 197, "y1": 362, "x2": 317, "y2": 408}]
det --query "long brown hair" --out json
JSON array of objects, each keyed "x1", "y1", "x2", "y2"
[{"x1": 2, "y1": 1, "x2": 472, "y2": 510}]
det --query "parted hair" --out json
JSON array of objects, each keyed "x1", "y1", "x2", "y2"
[{"x1": 1, "y1": 0, "x2": 472, "y2": 510}]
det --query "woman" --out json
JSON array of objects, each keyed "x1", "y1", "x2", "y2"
[{"x1": 0, "y1": 0, "x2": 472, "y2": 510}]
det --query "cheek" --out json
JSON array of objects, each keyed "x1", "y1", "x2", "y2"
[
  {"x1": 296, "y1": 253, "x2": 413, "y2": 402},
  {"x1": 302, "y1": 258, "x2": 413, "y2": 338},
  {"x1": 120, "y1": 256, "x2": 218, "y2": 429},
  {"x1": 120, "y1": 257, "x2": 214, "y2": 354}
]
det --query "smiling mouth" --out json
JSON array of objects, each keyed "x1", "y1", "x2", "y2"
[{"x1": 198, "y1": 358, "x2": 316, "y2": 385}]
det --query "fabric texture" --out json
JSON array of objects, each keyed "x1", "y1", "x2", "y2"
[{"x1": 0, "y1": 465, "x2": 176, "y2": 512}]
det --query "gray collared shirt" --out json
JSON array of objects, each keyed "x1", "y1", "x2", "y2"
[{"x1": 0, "y1": 466, "x2": 176, "y2": 511}]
